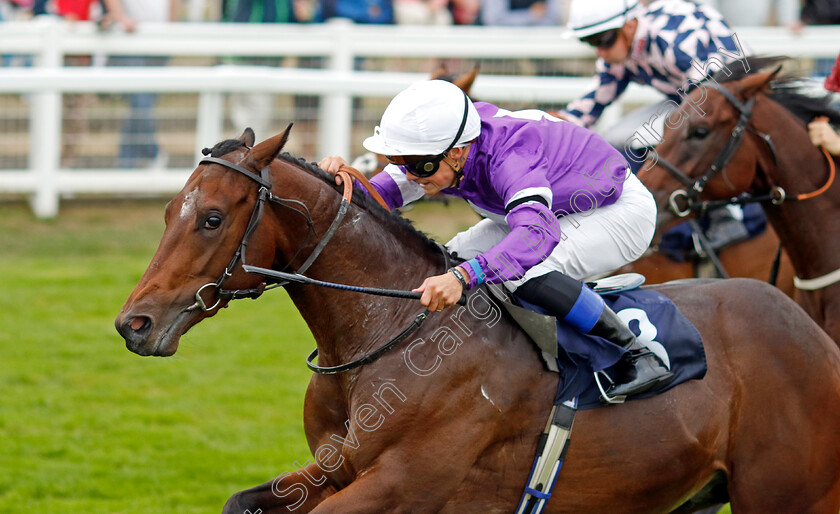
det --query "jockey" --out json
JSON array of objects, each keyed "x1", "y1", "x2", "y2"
[
  {"x1": 561, "y1": 0, "x2": 751, "y2": 151},
  {"x1": 562, "y1": 0, "x2": 756, "y2": 260},
  {"x1": 319, "y1": 79, "x2": 673, "y2": 400}
]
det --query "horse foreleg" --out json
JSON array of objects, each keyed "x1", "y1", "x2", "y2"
[{"x1": 222, "y1": 462, "x2": 337, "y2": 514}]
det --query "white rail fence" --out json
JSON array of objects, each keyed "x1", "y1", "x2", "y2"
[{"x1": 1, "y1": 19, "x2": 838, "y2": 217}]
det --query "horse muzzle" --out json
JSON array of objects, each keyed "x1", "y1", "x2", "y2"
[{"x1": 115, "y1": 309, "x2": 190, "y2": 357}]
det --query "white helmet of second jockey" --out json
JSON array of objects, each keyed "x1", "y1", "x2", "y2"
[
  {"x1": 565, "y1": 0, "x2": 641, "y2": 39},
  {"x1": 363, "y1": 80, "x2": 481, "y2": 177}
]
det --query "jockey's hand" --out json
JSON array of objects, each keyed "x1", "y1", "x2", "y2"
[
  {"x1": 808, "y1": 119, "x2": 840, "y2": 156},
  {"x1": 318, "y1": 156, "x2": 349, "y2": 184},
  {"x1": 413, "y1": 271, "x2": 464, "y2": 312}
]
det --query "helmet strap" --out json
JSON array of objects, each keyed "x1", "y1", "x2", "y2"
[{"x1": 444, "y1": 143, "x2": 471, "y2": 187}]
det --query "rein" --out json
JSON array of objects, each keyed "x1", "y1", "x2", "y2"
[{"x1": 186, "y1": 153, "x2": 465, "y2": 373}]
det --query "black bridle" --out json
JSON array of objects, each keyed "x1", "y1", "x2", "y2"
[
  {"x1": 183, "y1": 154, "x2": 464, "y2": 374},
  {"x1": 184, "y1": 156, "x2": 318, "y2": 312},
  {"x1": 657, "y1": 83, "x2": 780, "y2": 218}
]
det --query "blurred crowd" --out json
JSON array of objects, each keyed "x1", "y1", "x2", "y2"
[
  {"x1": 1, "y1": 0, "x2": 837, "y2": 170},
  {"x1": 2, "y1": 0, "x2": 839, "y2": 28}
]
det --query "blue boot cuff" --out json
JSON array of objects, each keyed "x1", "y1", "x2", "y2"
[{"x1": 562, "y1": 284, "x2": 605, "y2": 333}]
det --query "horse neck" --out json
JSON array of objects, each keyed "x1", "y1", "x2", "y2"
[
  {"x1": 753, "y1": 95, "x2": 840, "y2": 278},
  {"x1": 271, "y1": 166, "x2": 445, "y2": 367}
]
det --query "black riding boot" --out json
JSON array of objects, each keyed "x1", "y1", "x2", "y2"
[
  {"x1": 589, "y1": 306, "x2": 673, "y2": 399},
  {"x1": 516, "y1": 272, "x2": 673, "y2": 400}
]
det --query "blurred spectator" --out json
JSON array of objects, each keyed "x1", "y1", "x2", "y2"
[
  {"x1": 701, "y1": 0, "x2": 800, "y2": 30},
  {"x1": 798, "y1": 0, "x2": 840, "y2": 78},
  {"x1": 809, "y1": 53, "x2": 840, "y2": 156},
  {"x1": 106, "y1": 0, "x2": 180, "y2": 169},
  {"x1": 480, "y1": 0, "x2": 561, "y2": 26},
  {"x1": 449, "y1": 0, "x2": 480, "y2": 24},
  {"x1": 393, "y1": 0, "x2": 451, "y2": 25},
  {"x1": 321, "y1": 0, "x2": 394, "y2": 23},
  {"x1": 1, "y1": 0, "x2": 33, "y2": 21},
  {"x1": 801, "y1": 0, "x2": 840, "y2": 25},
  {"x1": 221, "y1": 0, "x2": 319, "y2": 148},
  {"x1": 45, "y1": 0, "x2": 126, "y2": 166},
  {"x1": 1, "y1": 0, "x2": 35, "y2": 67}
]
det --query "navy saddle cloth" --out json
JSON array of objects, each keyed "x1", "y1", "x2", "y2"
[
  {"x1": 516, "y1": 288, "x2": 707, "y2": 410},
  {"x1": 659, "y1": 203, "x2": 767, "y2": 262}
]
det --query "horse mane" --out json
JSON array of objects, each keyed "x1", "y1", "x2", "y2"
[
  {"x1": 275, "y1": 153, "x2": 450, "y2": 261},
  {"x1": 199, "y1": 136, "x2": 448, "y2": 261},
  {"x1": 706, "y1": 55, "x2": 840, "y2": 125}
]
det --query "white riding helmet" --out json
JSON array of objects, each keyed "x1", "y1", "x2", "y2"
[
  {"x1": 363, "y1": 80, "x2": 481, "y2": 157},
  {"x1": 565, "y1": 0, "x2": 641, "y2": 39}
]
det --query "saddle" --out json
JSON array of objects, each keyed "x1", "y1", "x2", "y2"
[{"x1": 483, "y1": 273, "x2": 706, "y2": 410}]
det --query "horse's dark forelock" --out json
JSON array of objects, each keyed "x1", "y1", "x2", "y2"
[
  {"x1": 201, "y1": 138, "x2": 248, "y2": 158},
  {"x1": 700, "y1": 55, "x2": 840, "y2": 125}
]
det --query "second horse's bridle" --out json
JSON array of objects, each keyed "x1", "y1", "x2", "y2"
[{"x1": 656, "y1": 83, "x2": 781, "y2": 218}]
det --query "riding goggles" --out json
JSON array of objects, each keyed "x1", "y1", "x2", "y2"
[
  {"x1": 387, "y1": 154, "x2": 447, "y2": 178},
  {"x1": 581, "y1": 28, "x2": 620, "y2": 49},
  {"x1": 386, "y1": 89, "x2": 471, "y2": 179}
]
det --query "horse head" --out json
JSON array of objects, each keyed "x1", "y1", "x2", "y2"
[
  {"x1": 115, "y1": 126, "x2": 298, "y2": 356},
  {"x1": 641, "y1": 58, "x2": 789, "y2": 222}
]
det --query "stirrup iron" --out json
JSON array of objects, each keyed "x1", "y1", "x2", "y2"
[{"x1": 594, "y1": 370, "x2": 626, "y2": 404}]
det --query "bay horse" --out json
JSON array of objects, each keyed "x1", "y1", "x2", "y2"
[
  {"x1": 115, "y1": 126, "x2": 840, "y2": 513},
  {"x1": 639, "y1": 57, "x2": 840, "y2": 343}
]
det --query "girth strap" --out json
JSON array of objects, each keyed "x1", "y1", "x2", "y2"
[{"x1": 515, "y1": 398, "x2": 578, "y2": 514}]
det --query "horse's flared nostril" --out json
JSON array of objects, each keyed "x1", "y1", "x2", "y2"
[
  {"x1": 116, "y1": 315, "x2": 152, "y2": 342},
  {"x1": 130, "y1": 316, "x2": 150, "y2": 332}
]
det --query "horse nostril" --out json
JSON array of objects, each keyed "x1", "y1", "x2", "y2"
[
  {"x1": 130, "y1": 316, "x2": 151, "y2": 333},
  {"x1": 117, "y1": 315, "x2": 151, "y2": 340}
]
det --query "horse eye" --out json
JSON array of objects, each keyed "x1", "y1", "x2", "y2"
[
  {"x1": 204, "y1": 215, "x2": 223, "y2": 230},
  {"x1": 688, "y1": 126, "x2": 710, "y2": 140}
]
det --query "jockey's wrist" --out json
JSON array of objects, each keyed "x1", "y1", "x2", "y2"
[
  {"x1": 464, "y1": 258, "x2": 485, "y2": 288},
  {"x1": 449, "y1": 266, "x2": 468, "y2": 291}
]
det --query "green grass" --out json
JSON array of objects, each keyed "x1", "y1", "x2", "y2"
[
  {"x1": 0, "y1": 198, "x2": 318, "y2": 513},
  {"x1": 0, "y1": 197, "x2": 480, "y2": 514}
]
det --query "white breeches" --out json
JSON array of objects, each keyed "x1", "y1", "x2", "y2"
[{"x1": 446, "y1": 171, "x2": 656, "y2": 289}]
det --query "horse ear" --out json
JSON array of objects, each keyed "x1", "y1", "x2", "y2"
[
  {"x1": 248, "y1": 123, "x2": 293, "y2": 170},
  {"x1": 453, "y1": 64, "x2": 480, "y2": 96},
  {"x1": 738, "y1": 68, "x2": 781, "y2": 100},
  {"x1": 430, "y1": 62, "x2": 448, "y2": 81},
  {"x1": 239, "y1": 128, "x2": 256, "y2": 148}
]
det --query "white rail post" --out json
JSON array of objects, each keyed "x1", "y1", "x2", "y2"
[
  {"x1": 28, "y1": 18, "x2": 63, "y2": 218},
  {"x1": 196, "y1": 92, "x2": 225, "y2": 159},
  {"x1": 318, "y1": 18, "x2": 354, "y2": 160}
]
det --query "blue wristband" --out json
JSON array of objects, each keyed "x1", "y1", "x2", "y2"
[{"x1": 465, "y1": 258, "x2": 485, "y2": 285}]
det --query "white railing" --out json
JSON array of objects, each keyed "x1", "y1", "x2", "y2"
[{"x1": 1, "y1": 18, "x2": 838, "y2": 217}]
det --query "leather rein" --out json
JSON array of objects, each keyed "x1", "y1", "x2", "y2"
[{"x1": 183, "y1": 155, "x2": 453, "y2": 374}]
